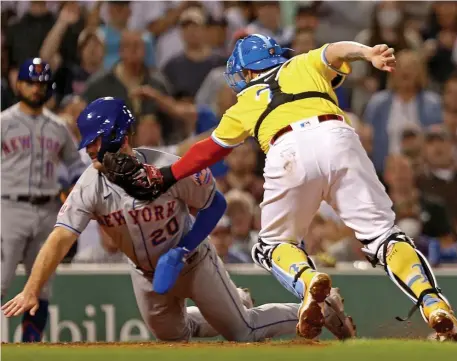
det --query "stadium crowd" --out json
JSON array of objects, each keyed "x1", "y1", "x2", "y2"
[{"x1": 2, "y1": 1, "x2": 456, "y2": 267}]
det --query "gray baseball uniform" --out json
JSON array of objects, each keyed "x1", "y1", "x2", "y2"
[
  {"x1": 56, "y1": 148, "x2": 300, "y2": 341},
  {"x1": 1, "y1": 104, "x2": 86, "y2": 299}
]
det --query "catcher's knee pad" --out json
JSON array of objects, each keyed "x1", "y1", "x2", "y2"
[
  {"x1": 362, "y1": 228, "x2": 448, "y2": 322},
  {"x1": 251, "y1": 239, "x2": 316, "y2": 300}
]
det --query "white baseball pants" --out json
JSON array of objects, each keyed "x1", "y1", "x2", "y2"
[{"x1": 259, "y1": 117, "x2": 396, "y2": 256}]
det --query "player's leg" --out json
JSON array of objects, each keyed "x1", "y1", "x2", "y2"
[
  {"x1": 325, "y1": 125, "x2": 457, "y2": 339},
  {"x1": 254, "y1": 131, "x2": 332, "y2": 339},
  {"x1": 21, "y1": 202, "x2": 59, "y2": 342},
  {"x1": 1, "y1": 200, "x2": 30, "y2": 300},
  {"x1": 184, "y1": 288, "x2": 255, "y2": 338},
  {"x1": 187, "y1": 242, "x2": 300, "y2": 342},
  {"x1": 130, "y1": 267, "x2": 218, "y2": 340}
]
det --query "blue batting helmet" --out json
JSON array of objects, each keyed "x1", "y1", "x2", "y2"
[
  {"x1": 224, "y1": 34, "x2": 289, "y2": 93},
  {"x1": 17, "y1": 58, "x2": 55, "y2": 103},
  {"x1": 77, "y1": 97, "x2": 136, "y2": 162}
]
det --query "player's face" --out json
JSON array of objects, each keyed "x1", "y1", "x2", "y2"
[
  {"x1": 17, "y1": 80, "x2": 48, "y2": 107},
  {"x1": 86, "y1": 137, "x2": 103, "y2": 170}
]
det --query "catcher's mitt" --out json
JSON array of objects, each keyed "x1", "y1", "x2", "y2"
[{"x1": 102, "y1": 151, "x2": 165, "y2": 201}]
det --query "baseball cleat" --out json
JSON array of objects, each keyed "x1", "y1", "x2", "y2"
[
  {"x1": 296, "y1": 272, "x2": 332, "y2": 339},
  {"x1": 422, "y1": 295, "x2": 457, "y2": 341},
  {"x1": 323, "y1": 287, "x2": 357, "y2": 340},
  {"x1": 428, "y1": 309, "x2": 457, "y2": 340}
]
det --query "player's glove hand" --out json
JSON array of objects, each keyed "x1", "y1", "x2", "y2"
[
  {"x1": 102, "y1": 151, "x2": 169, "y2": 201},
  {"x1": 152, "y1": 247, "x2": 189, "y2": 294}
]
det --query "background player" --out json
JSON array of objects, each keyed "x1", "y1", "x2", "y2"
[
  {"x1": 2, "y1": 97, "x2": 355, "y2": 342},
  {"x1": 102, "y1": 35, "x2": 457, "y2": 341},
  {"x1": 1, "y1": 58, "x2": 86, "y2": 342}
]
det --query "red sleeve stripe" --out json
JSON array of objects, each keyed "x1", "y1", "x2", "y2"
[{"x1": 171, "y1": 137, "x2": 232, "y2": 180}]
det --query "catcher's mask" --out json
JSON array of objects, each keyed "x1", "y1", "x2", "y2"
[
  {"x1": 77, "y1": 97, "x2": 136, "y2": 162},
  {"x1": 17, "y1": 58, "x2": 56, "y2": 108},
  {"x1": 224, "y1": 34, "x2": 290, "y2": 93}
]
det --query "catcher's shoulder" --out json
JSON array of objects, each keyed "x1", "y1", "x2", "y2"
[{"x1": 134, "y1": 146, "x2": 180, "y2": 167}]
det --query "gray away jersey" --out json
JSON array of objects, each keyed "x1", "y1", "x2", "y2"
[
  {"x1": 56, "y1": 148, "x2": 216, "y2": 270},
  {"x1": 1, "y1": 104, "x2": 86, "y2": 196}
]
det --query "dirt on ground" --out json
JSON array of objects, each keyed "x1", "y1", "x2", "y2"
[{"x1": 1, "y1": 339, "x2": 326, "y2": 349}]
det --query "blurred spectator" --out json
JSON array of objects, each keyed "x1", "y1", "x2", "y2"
[
  {"x1": 364, "y1": 50, "x2": 442, "y2": 174},
  {"x1": 291, "y1": 29, "x2": 316, "y2": 55},
  {"x1": 5, "y1": 1, "x2": 55, "y2": 68},
  {"x1": 194, "y1": 30, "x2": 247, "y2": 115},
  {"x1": 56, "y1": 95, "x2": 88, "y2": 144},
  {"x1": 207, "y1": 16, "x2": 229, "y2": 56},
  {"x1": 134, "y1": 113, "x2": 164, "y2": 148},
  {"x1": 1, "y1": 30, "x2": 15, "y2": 111},
  {"x1": 131, "y1": 85, "x2": 214, "y2": 139},
  {"x1": 246, "y1": 1, "x2": 294, "y2": 47},
  {"x1": 417, "y1": 125, "x2": 457, "y2": 234},
  {"x1": 210, "y1": 215, "x2": 250, "y2": 264},
  {"x1": 41, "y1": 23, "x2": 105, "y2": 106},
  {"x1": 225, "y1": 190, "x2": 257, "y2": 263},
  {"x1": 217, "y1": 140, "x2": 264, "y2": 204},
  {"x1": 215, "y1": 84, "x2": 238, "y2": 117},
  {"x1": 351, "y1": 1, "x2": 423, "y2": 115},
  {"x1": 163, "y1": 7, "x2": 226, "y2": 97},
  {"x1": 314, "y1": 1, "x2": 375, "y2": 44},
  {"x1": 318, "y1": 221, "x2": 361, "y2": 264},
  {"x1": 294, "y1": 5, "x2": 319, "y2": 33},
  {"x1": 145, "y1": 1, "x2": 223, "y2": 69},
  {"x1": 422, "y1": 2, "x2": 457, "y2": 89},
  {"x1": 83, "y1": 30, "x2": 169, "y2": 128},
  {"x1": 97, "y1": 1, "x2": 155, "y2": 70},
  {"x1": 427, "y1": 234, "x2": 457, "y2": 267},
  {"x1": 384, "y1": 154, "x2": 423, "y2": 238},
  {"x1": 73, "y1": 226, "x2": 126, "y2": 264},
  {"x1": 132, "y1": 112, "x2": 214, "y2": 166},
  {"x1": 223, "y1": 1, "x2": 253, "y2": 43},
  {"x1": 384, "y1": 154, "x2": 454, "y2": 241},
  {"x1": 132, "y1": 85, "x2": 229, "y2": 177},
  {"x1": 356, "y1": 123, "x2": 374, "y2": 159},
  {"x1": 442, "y1": 73, "x2": 457, "y2": 150},
  {"x1": 400, "y1": 126, "x2": 424, "y2": 176}
]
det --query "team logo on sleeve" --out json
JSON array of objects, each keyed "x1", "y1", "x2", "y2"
[
  {"x1": 59, "y1": 203, "x2": 71, "y2": 216},
  {"x1": 192, "y1": 168, "x2": 212, "y2": 186}
]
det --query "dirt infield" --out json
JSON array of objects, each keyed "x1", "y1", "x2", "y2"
[{"x1": 2, "y1": 338, "x2": 324, "y2": 348}]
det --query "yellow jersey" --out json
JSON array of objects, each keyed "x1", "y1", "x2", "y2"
[{"x1": 212, "y1": 44, "x2": 352, "y2": 153}]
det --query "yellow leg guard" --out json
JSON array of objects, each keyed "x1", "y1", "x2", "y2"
[
  {"x1": 386, "y1": 241, "x2": 438, "y2": 301},
  {"x1": 270, "y1": 243, "x2": 317, "y2": 300},
  {"x1": 381, "y1": 235, "x2": 451, "y2": 322}
]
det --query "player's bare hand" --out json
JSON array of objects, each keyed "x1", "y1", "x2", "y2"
[
  {"x1": 1, "y1": 291, "x2": 39, "y2": 317},
  {"x1": 370, "y1": 44, "x2": 396, "y2": 72}
]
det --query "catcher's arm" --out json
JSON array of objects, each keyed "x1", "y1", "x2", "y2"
[
  {"x1": 160, "y1": 136, "x2": 232, "y2": 190},
  {"x1": 325, "y1": 42, "x2": 396, "y2": 72},
  {"x1": 102, "y1": 137, "x2": 231, "y2": 200}
]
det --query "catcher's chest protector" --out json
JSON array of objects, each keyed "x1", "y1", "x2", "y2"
[{"x1": 248, "y1": 65, "x2": 339, "y2": 141}]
